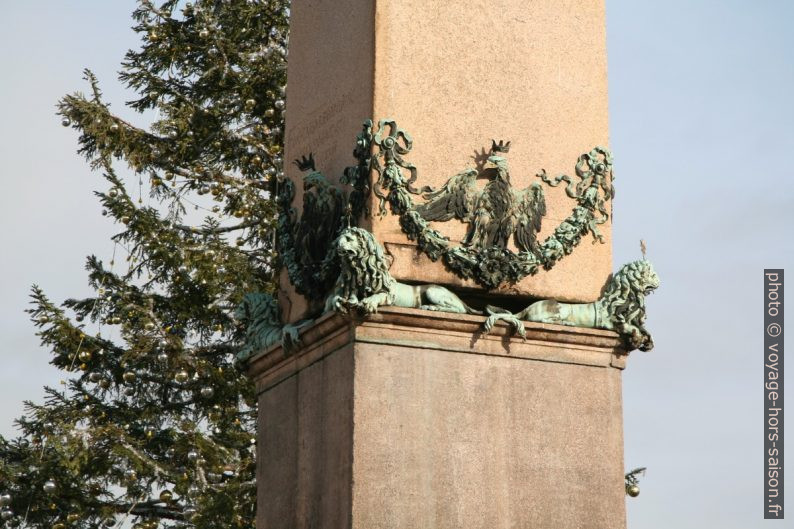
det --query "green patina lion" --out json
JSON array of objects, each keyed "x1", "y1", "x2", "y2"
[
  {"x1": 324, "y1": 227, "x2": 481, "y2": 316},
  {"x1": 483, "y1": 259, "x2": 660, "y2": 351},
  {"x1": 235, "y1": 293, "x2": 311, "y2": 361}
]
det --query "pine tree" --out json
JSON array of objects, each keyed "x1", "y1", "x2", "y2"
[{"x1": 0, "y1": 1, "x2": 288, "y2": 527}]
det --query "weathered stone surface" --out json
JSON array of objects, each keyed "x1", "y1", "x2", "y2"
[
  {"x1": 281, "y1": 0, "x2": 610, "y2": 322},
  {"x1": 249, "y1": 308, "x2": 628, "y2": 529}
]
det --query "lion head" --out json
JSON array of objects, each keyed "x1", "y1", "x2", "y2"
[
  {"x1": 328, "y1": 227, "x2": 396, "y2": 306},
  {"x1": 601, "y1": 259, "x2": 659, "y2": 351},
  {"x1": 235, "y1": 292, "x2": 282, "y2": 360}
]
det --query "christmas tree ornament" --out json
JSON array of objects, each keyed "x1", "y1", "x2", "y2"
[
  {"x1": 121, "y1": 215, "x2": 131, "y2": 224},
  {"x1": 42, "y1": 480, "x2": 57, "y2": 493},
  {"x1": 123, "y1": 371, "x2": 137, "y2": 383},
  {"x1": 175, "y1": 370, "x2": 189, "y2": 383},
  {"x1": 38, "y1": 315, "x2": 50, "y2": 324},
  {"x1": 89, "y1": 372, "x2": 102, "y2": 383},
  {"x1": 61, "y1": 117, "x2": 71, "y2": 127},
  {"x1": 199, "y1": 28, "x2": 210, "y2": 38},
  {"x1": 110, "y1": 123, "x2": 120, "y2": 132},
  {"x1": 157, "y1": 352, "x2": 169, "y2": 363},
  {"x1": 0, "y1": 509, "x2": 12, "y2": 520},
  {"x1": 53, "y1": 523, "x2": 66, "y2": 529},
  {"x1": 158, "y1": 490, "x2": 173, "y2": 503},
  {"x1": 200, "y1": 386, "x2": 214, "y2": 398},
  {"x1": 274, "y1": 99, "x2": 285, "y2": 110},
  {"x1": 0, "y1": 494, "x2": 10, "y2": 507},
  {"x1": 103, "y1": 518, "x2": 115, "y2": 527},
  {"x1": 99, "y1": 378, "x2": 111, "y2": 389},
  {"x1": 626, "y1": 484, "x2": 640, "y2": 497},
  {"x1": 78, "y1": 351, "x2": 92, "y2": 362},
  {"x1": 124, "y1": 469, "x2": 137, "y2": 481},
  {"x1": 124, "y1": 387, "x2": 135, "y2": 397},
  {"x1": 66, "y1": 513, "x2": 80, "y2": 523}
]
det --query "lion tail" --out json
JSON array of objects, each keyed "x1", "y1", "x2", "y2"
[{"x1": 465, "y1": 303, "x2": 484, "y2": 316}]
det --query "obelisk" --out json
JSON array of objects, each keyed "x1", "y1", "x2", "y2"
[{"x1": 249, "y1": 1, "x2": 628, "y2": 528}]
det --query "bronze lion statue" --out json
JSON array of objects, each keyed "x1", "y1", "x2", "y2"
[
  {"x1": 483, "y1": 259, "x2": 659, "y2": 351},
  {"x1": 324, "y1": 227, "x2": 481, "y2": 316}
]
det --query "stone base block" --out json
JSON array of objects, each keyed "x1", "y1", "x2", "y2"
[{"x1": 248, "y1": 307, "x2": 628, "y2": 529}]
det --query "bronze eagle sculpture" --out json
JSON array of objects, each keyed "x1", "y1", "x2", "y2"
[{"x1": 415, "y1": 141, "x2": 547, "y2": 254}]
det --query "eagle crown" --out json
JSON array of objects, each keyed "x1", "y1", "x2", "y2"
[{"x1": 490, "y1": 139, "x2": 511, "y2": 154}]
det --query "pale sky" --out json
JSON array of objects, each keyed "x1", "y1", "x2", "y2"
[{"x1": 1, "y1": 2, "x2": 792, "y2": 528}]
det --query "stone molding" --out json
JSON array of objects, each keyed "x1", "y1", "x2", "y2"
[{"x1": 247, "y1": 306, "x2": 627, "y2": 393}]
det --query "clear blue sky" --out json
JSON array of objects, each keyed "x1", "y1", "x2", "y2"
[{"x1": 1, "y1": 2, "x2": 792, "y2": 528}]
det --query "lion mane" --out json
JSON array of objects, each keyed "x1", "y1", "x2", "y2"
[
  {"x1": 325, "y1": 227, "x2": 397, "y2": 311},
  {"x1": 235, "y1": 292, "x2": 282, "y2": 361},
  {"x1": 599, "y1": 259, "x2": 660, "y2": 351}
]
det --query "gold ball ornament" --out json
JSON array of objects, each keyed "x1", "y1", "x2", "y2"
[
  {"x1": 199, "y1": 28, "x2": 209, "y2": 38},
  {"x1": 626, "y1": 484, "x2": 640, "y2": 497},
  {"x1": 123, "y1": 371, "x2": 137, "y2": 383},
  {"x1": 159, "y1": 489, "x2": 173, "y2": 503},
  {"x1": 66, "y1": 513, "x2": 80, "y2": 523},
  {"x1": 175, "y1": 370, "x2": 189, "y2": 383},
  {"x1": 42, "y1": 480, "x2": 57, "y2": 493},
  {"x1": 78, "y1": 351, "x2": 92, "y2": 362},
  {"x1": 53, "y1": 523, "x2": 66, "y2": 529},
  {"x1": 121, "y1": 215, "x2": 131, "y2": 224},
  {"x1": 110, "y1": 122, "x2": 120, "y2": 132},
  {"x1": 99, "y1": 378, "x2": 111, "y2": 389}
]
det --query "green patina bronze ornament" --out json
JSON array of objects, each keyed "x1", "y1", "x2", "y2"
[
  {"x1": 367, "y1": 119, "x2": 615, "y2": 289},
  {"x1": 416, "y1": 140, "x2": 547, "y2": 254},
  {"x1": 323, "y1": 227, "x2": 482, "y2": 316},
  {"x1": 276, "y1": 124, "x2": 372, "y2": 301},
  {"x1": 482, "y1": 259, "x2": 659, "y2": 352},
  {"x1": 234, "y1": 293, "x2": 312, "y2": 361}
]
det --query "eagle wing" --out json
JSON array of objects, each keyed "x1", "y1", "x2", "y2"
[
  {"x1": 513, "y1": 183, "x2": 546, "y2": 254},
  {"x1": 415, "y1": 168, "x2": 479, "y2": 222}
]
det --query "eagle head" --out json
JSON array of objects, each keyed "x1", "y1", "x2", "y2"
[{"x1": 484, "y1": 155, "x2": 510, "y2": 182}]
